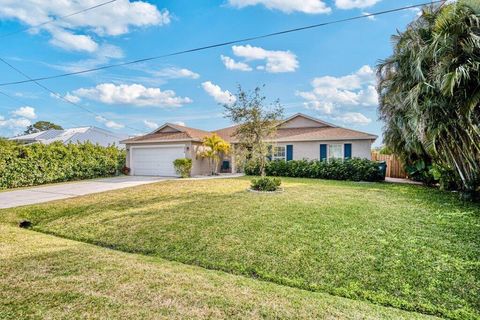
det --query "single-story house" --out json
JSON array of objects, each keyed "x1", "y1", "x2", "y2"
[
  {"x1": 121, "y1": 113, "x2": 378, "y2": 177},
  {"x1": 9, "y1": 126, "x2": 129, "y2": 148}
]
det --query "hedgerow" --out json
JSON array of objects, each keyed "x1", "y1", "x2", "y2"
[
  {"x1": 0, "y1": 139, "x2": 125, "y2": 189},
  {"x1": 245, "y1": 158, "x2": 384, "y2": 182}
]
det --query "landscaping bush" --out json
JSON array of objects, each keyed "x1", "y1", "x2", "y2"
[
  {"x1": 245, "y1": 158, "x2": 384, "y2": 182},
  {"x1": 0, "y1": 139, "x2": 125, "y2": 189},
  {"x1": 250, "y1": 176, "x2": 282, "y2": 191},
  {"x1": 173, "y1": 158, "x2": 192, "y2": 178}
]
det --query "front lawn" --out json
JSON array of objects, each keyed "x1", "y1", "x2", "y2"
[
  {"x1": 2, "y1": 177, "x2": 479, "y2": 319},
  {"x1": 0, "y1": 225, "x2": 436, "y2": 320}
]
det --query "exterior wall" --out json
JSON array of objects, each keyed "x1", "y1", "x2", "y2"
[
  {"x1": 274, "y1": 140, "x2": 373, "y2": 160},
  {"x1": 228, "y1": 140, "x2": 373, "y2": 169},
  {"x1": 189, "y1": 142, "x2": 211, "y2": 176}
]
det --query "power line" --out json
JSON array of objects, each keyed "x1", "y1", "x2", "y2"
[
  {"x1": 0, "y1": 0, "x2": 118, "y2": 39},
  {"x1": 0, "y1": 0, "x2": 444, "y2": 87},
  {"x1": 0, "y1": 58, "x2": 143, "y2": 133}
]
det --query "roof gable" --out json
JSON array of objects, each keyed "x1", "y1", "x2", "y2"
[
  {"x1": 153, "y1": 124, "x2": 184, "y2": 134},
  {"x1": 278, "y1": 113, "x2": 336, "y2": 129}
]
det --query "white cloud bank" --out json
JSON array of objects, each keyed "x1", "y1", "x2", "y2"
[
  {"x1": 221, "y1": 45, "x2": 299, "y2": 73},
  {"x1": 0, "y1": 0, "x2": 170, "y2": 52},
  {"x1": 221, "y1": 55, "x2": 252, "y2": 71},
  {"x1": 333, "y1": 112, "x2": 372, "y2": 125},
  {"x1": 228, "y1": 0, "x2": 331, "y2": 14},
  {"x1": 0, "y1": 115, "x2": 32, "y2": 135},
  {"x1": 95, "y1": 116, "x2": 124, "y2": 129},
  {"x1": 152, "y1": 67, "x2": 200, "y2": 79},
  {"x1": 143, "y1": 119, "x2": 158, "y2": 129},
  {"x1": 201, "y1": 81, "x2": 236, "y2": 105},
  {"x1": 72, "y1": 83, "x2": 192, "y2": 107},
  {"x1": 297, "y1": 65, "x2": 378, "y2": 114},
  {"x1": 335, "y1": 0, "x2": 381, "y2": 9},
  {"x1": 11, "y1": 106, "x2": 36, "y2": 119}
]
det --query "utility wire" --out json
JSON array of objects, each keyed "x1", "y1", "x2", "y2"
[
  {"x1": 0, "y1": 0, "x2": 118, "y2": 39},
  {"x1": 0, "y1": 58, "x2": 143, "y2": 133},
  {"x1": 0, "y1": 0, "x2": 444, "y2": 87}
]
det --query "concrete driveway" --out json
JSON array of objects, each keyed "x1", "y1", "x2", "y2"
[{"x1": 0, "y1": 176, "x2": 168, "y2": 209}]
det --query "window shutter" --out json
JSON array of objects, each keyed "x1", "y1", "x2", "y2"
[
  {"x1": 320, "y1": 144, "x2": 327, "y2": 161},
  {"x1": 286, "y1": 145, "x2": 293, "y2": 161},
  {"x1": 344, "y1": 143, "x2": 352, "y2": 159}
]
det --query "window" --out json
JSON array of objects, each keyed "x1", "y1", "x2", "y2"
[
  {"x1": 328, "y1": 144, "x2": 343, "y2": 159},
  {"x1": 272, "y1": 146, "x2": 286, "y2": 160}
]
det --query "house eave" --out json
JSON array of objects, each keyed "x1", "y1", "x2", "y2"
[
  {"x1": 227, "y1": 136, "x2": 377, "y2": 144},
  {"x1": 122, "y1": 138, "x2": 201, "y2": 144}
]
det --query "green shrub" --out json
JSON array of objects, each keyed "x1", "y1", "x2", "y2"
[
  {"x1": 250, "y1": 176, "x2": 282, "y2": 191},
  {"x1": 0, "y1": 140, "x2": 125, "y2": 189},
  {"x1": 173, "y1": 158, "x2": 192, "y2": 178},
  {"x1": 245, "y1": 158, "x2": 384, "y2": 182}
]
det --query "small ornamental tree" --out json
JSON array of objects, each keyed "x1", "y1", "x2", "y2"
[
  {"x1": 224, "y1": 86, "x2": 284, "y2": 177},
  {"x1": 173, "y1": 158, "x2": 192, "y2": 178},
  {"x1": 199, "y1": 134, "x2": 230, "y2": 175}
]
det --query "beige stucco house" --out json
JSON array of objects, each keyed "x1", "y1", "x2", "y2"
[{"x1": 121, "y1": 113, "x2": 377, "y2": 177}]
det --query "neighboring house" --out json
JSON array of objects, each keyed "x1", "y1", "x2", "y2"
[
  {"x1": 9, "y1": 127, "x2": 128, "y2": 148},
  {"x1": 122, "y1": 113, "x2": 378, "y2": 177}
]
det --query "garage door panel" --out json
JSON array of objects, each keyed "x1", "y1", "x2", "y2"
[{"x1": 131, "y1": 146, "x2": 185, "y2": 176}]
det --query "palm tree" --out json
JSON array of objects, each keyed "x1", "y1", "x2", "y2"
[
  {"x1": 200, "y1": 134, "x2": 230, "y2": 175},
  {"x1": 377, "y1": 0, "x2": 480, "y2": 197}
]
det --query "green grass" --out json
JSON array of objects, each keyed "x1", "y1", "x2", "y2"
[
  {"x1": 0, "y1": 224, "x2": 436, "y2": 320},
  {"x1": 1, "y1": 177, "x2": 479, "y2": 319}
]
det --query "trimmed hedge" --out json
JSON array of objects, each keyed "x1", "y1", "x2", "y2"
[
  {"x1": 250, "y1": 176, "x2": 282, "y2": 191},
  {"x1": 0, "y1": 139, "x2": 125, "y2": 189},
  {"x1": 245, "y1": 158, "x2": 384, "y2": 182}
]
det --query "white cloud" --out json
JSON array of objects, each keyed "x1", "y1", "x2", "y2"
[
  {"x1": 0, "y1": 0, "x2": 170, "y2": 52},
  {"x1": 221, "y1": 55, "x2": 252, "y2": 71},
  {"x1": 172, "y1": 121, "x2": 186, "y2": 127},
  {"x1": 11, "y1": 106, "x2": 36, "y2": 119},
  {"x1": 47, "y1": 26, "x2": 98, "y2": 52},
  {"x1": 64, "y1": 93, "x2": 81, "y2": 103},
  {"x1": 73, "y1": 83, "x2": 193, "y2": 107},
  {"x1": 0, "y1": 115, "x2": 31, "y2": 134},
  {"x1": 335, "y1": 0, "x2": 381, "y2": 9},
  {"x1": 228, "y1": 0, "x2": 331, "y2": 14},
  {"x1": 143, "y1": 119, "x2": 158, "y2": 129},
  {"x1": 226, "y1": 45, "x2": 299, "y2": 73},
  {"x1": 201, "y1": 81, "x2": 236, "y2": 105},
  {"x1": 297, "y1": 65, "x2": 378, "y2": 114},
  {"x1": 152, "y1": 67, "x2": 200, "y2": 79},
  {"x1": 333, "y1": 112, "x2": 372, "y2": 125},
  {"x1": 95, "y1": 116, "x2": 124, "y2": 129}
]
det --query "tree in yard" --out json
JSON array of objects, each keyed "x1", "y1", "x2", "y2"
[
  {"x1": 199, "y1": 133, "x2": 230, "y2": 175},
  {"x1": 377, "y1": 0, "x2": 480, "y2": 198},
  {"x1": 224, "y1": 86, "x2": 284, "y2": 176},
  {"x1": 24, "y1": 121, "x2": 63, "y2": 134}
]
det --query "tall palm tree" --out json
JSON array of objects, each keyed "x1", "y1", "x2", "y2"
[{"x1": 377, "y1": 0, "x2": 480, "y2": 197}]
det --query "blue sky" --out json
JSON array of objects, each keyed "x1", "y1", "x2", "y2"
[{"x1": 0, "y1": 0, "x2": 424, "y2": 145}]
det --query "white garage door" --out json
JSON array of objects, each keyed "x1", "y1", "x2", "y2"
[{"x1": 131, "y1": 146, "x2": 185, "y2": 176}]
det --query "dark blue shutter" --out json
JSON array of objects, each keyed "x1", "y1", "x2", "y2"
[
  {"x1": 267, "y1": 145, "x2": 272, "y2": 161},
  {"x1": 344, "y1": 143, "x2": 352, "y2": 159},
  {"x1": 320, "y1": 144, "x2": 327, "y2": 161},
  {"x1": 286, "y1": 145, "x2": 293, "y2": 161}
]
